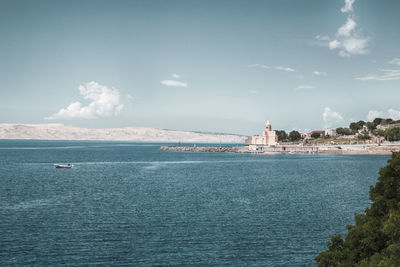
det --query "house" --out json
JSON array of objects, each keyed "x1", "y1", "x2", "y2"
[{"x1": 325, "y1": 128, "x2": 337, "y2": 137}]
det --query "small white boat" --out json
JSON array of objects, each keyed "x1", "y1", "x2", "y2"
[{"x1": 54, "y1": 164, "x2": 73, "y2": 169}]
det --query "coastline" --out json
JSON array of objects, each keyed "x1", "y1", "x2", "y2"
[{"x1": 160, "y1": 144, "x2": 400, "y2": 155}]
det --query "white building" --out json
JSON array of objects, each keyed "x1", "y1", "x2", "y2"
[{"x1": 325, "y1": 128, "x2": 337, "y2": 137}]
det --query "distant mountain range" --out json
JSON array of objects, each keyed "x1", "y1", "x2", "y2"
[{"x1": 0, "y1": 124, "x2": 247, "y2": 143}]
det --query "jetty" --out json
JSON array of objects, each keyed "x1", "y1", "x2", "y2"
[
  {"x1": 160, "y1": 146, "x2": 246, "y2": 153},
  {"x1": 160, "y1": 145, "x2": 318, "y2": 154}
]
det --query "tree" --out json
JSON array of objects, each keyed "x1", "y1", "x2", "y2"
[
  {"x1": 289, "y1": 130, "x2": 301, "y2": 142},
  {"x1": 276, "y1": 130, "x2": 288, "y2": 142},
  {"x1": 336, "y1": 127, "x2": 352, "y2": 136},
  {"x1": 366, "y1": 121, "x2": 376, "y2": 131},
  {"x1": 349, "y1": 121, "x2": 366, "y2": 134},
  {"x1": 379, "y1": 119, "x2": 390, "y2": 125},
  {"x1": 315, "y1": 152, "x2": 400, "y2": 266},
  {"x1": 385, "y1": 128, "x2": 400, "y2": 141},
  {"x1": 311, "y1": 132, "x2": 321, "y2": 139},
  {"x1": 373, "y1": 118, "x2": 383, "y2": 125}
]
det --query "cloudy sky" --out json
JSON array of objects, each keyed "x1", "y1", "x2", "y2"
[{"x1": 0, "y1": 0, "x2": 399, "y2": 135}]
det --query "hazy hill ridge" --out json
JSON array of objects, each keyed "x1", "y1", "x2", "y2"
[{"x1": 0, "y1": 124, "x2": 247, "y2": 143}]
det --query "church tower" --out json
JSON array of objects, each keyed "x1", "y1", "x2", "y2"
[
  {"x1": 265, "y1": 120, "x2": 272, "y2": 132},
  {"x1": 245, "y1": 120, "x2": 277, "y2": 146}
]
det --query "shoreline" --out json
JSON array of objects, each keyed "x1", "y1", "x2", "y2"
[{"x1": 160, "y1": 144, "x2": 400, "y2": 155}]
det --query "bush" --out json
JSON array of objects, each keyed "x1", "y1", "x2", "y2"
[{"x1": 311, "y1": 132, "x2": 321, "y2": 139}]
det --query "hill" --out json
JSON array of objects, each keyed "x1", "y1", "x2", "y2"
[{"x1": 0, "y1": 124, "x2": 247, "y2": 143}]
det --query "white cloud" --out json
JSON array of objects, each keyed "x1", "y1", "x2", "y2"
[
  {"x1": 341, "y1": 38, "x2": 368, "y2": 55},
  {"x1": 329, "y1": 35, "x2": 368, "y2": 57},
  {"x1": 317, "y1": 0, "x2": 368, "y2": 57},
  {"x1": 45, "y1": 81, "x2": 123, "y2": 120},
  {"x1": 247, "y1": 64, "x2": 295, "y2": 72},
  {"x1": 338, "y1": 50, "x2": 350, "y2": 57},
  {"x1": 366, "y1": 109, "x2": 400, "y2": 121},
  {"x1": 315, "y1": 35, "x2": 330, "y2": 41},
  {"x1": 247, "y1": 64, "x2": 271, "y2": 69},
  {"x1": 389, "y1": 58, "x2": 400, "y2": 66},
  {"x1": 356, "y1": 69, "x2": 400, "y2": 81},
  {"x1": 338, "y1": 18, "x2": 357, "y2": 37},
  {"x1": 313, "y1": 71, "x2": 327, "y2": 76},
  {"x1": 248, "y1": 90, "x2": 258, "y2": 94},
  {"x1": 160, "y1": 80, "x2": 188, "y2": 87},
  {"x1": 358, "y1": 58, "x2": 400, "y2": 81},
  {"x1": 172, "y1": 74, "x2": 180, "y2": 79},
  {"x1": 388, "y1": 109, "x2": 400, "y2": 120},
  {"x1": 329, "y1": 37, "x2": 368, "y2": 56},
  {"x1": 367, "y1": 110, "x2": 384, "y2": 121},
  {"x1": 275, "y1": 66, "x2": 296, "y2": 72},
  {"x1": 322, "y1": 107, "x2": 344, "y2": 128},
  {"x1": 341, "y1": 0, "x2": 355, "y2": 13},
  {"x1": 329, "y1": 40, "x2": 341, "y2": 50},
  {"x1": 294, "y1": 85, "x2": 315, "y2": 91}
]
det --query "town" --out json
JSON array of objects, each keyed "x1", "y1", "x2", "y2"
[{"x1": 161, "y1": 118, "x2": 400, "y2": 155}]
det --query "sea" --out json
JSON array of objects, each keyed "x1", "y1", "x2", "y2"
[{"x1": 0, "y1": 140, "x2": 390, "y2": 266}]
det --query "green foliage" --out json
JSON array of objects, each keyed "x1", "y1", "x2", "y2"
[
  {"x1": 336, "y1": 127, "x2": 352, "y2": 136},
  {"x1": 366, "y1": 121, "x2": 376, "y2": 131},
  {"x1": 373, "y1": 118, "x2": 383, "y2": 125},
  {"x1": 384, "y1": 128, "x2": 400, "y2": 141},
  {"x1": 378, "y1": 118, "x2": 400, "y2": 125},
  {"x1": 374, "y1": 129, "x2": 385, "y2": 137},
  {"x1": 349, "y1": 121, "x2": 366, "y2": 134},
  {"x1": 358, "y1": 131, "x2": 371, "y2": 140},
  {"x1": 276, "y1": 130, "x2": 288, "y2": 142},
  {"x1": 311, "y1": 132, "x2": 321, "y2": 139},
  {"x1": 315, "y1": 152, "x2": 400, "y2": 266},
  {"x1": 289, "y1": 130, "x2": 301, "y2": 141}
]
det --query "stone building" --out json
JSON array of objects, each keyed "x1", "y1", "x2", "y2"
[{"x1": 245, "y1": 121, "x2": 278, "y2": 146}]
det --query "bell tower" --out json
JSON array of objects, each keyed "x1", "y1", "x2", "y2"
[{"x1": 265, "y1": 120, "x2": 272, "y2": 132}]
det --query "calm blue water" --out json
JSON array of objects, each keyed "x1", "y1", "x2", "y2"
[{"x1": 0, "y1": 140, "x2": 389, "y2": 266}]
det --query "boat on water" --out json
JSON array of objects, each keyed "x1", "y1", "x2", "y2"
[{"x1": 54, "y1": 164, "x2": 73, "y2": 168}]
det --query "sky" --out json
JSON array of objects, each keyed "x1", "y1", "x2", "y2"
[{"x1": 0, "y1": 0, "x2": 399, "y2": 135}]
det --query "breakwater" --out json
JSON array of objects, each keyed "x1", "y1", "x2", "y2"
[
  {"x1": 160, "y1": 146, "x2": 248, "y2": 153},
  {"x1": 159, "y1": 145, "x2": 318, "y2": 154}
]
